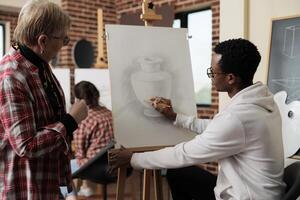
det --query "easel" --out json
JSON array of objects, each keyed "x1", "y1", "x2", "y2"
[
  {"x1": 140, "y1": 0, "x2": 162, "y2": 26},
  {"x1": 111, "y1": 3, "x2": 164, "y2": 199},
  {"x1": 95, "y1": 8, "x2": 108, "y2": 68},
  {"x1": 112, "y1": 147, "x2": 165, "y2": 200},
  {"x1": 110, "y1": 0, "x2": 163, "y2": 200}
]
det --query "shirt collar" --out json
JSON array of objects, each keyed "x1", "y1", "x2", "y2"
[{"x1": 18, "y1": 45, "x2": 48, "y2": 71}]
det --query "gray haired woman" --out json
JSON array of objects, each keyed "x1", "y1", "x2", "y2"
[{"x1": 0, "y1": 0, "x2": 87, "y2": 199}]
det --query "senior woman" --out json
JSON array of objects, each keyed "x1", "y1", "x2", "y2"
[{"x1": 0, "y1": 0, "x2": 88, "y2": 199}]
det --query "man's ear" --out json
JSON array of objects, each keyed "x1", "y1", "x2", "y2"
[{"x1": 227, "y1": 73, "x2": 236, "y2": 85}]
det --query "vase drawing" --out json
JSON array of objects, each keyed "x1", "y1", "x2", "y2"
[{"x1": 131, "y1": 57, "x2": 172, "y2": 117}]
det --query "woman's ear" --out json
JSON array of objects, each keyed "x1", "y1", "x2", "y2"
[{"x1": 37, "y1": 34, "x2": 48, "y2": 53}]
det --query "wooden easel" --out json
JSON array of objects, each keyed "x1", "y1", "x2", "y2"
[
  {"x1": 140, "y1": 0, "x2": 162, "y2": 26},
  {"x1": 111, "y1": 3, "x2": 164, "y2": 199},
  {"x1": 111, "y1": 147, "x2": 165, "y2": 200},
  {"x1": 95, "y1": 8, "x2": 108, "y2": 68}
]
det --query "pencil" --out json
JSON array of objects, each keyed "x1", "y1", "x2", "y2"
[{"x1": 144, "y1": 100, "x2": 171, "y2": 108}]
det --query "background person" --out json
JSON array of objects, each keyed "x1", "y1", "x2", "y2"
[
  {"x1": 110, "y1": 38, "x2": 286, "y2": 200},
  {"x1": 70, "y1": 81, "x2": 114, "y2": 197},
  {"x1": 0, "y1": 0, "x2": 88, "y2": 199}
]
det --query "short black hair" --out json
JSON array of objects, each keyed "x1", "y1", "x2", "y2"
[
  {"x1": 214, "y1": 38, "x2": 261, "y2": 83},
  {"x1": 74, "y1": 81, "x2": 99, "y2": 107}
]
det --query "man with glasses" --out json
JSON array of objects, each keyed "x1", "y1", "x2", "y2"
[{"x1": 110, "y1": 38, "x2": 285, "y2": 200}]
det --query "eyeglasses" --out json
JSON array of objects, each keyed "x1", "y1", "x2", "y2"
[
  {"x1": 206, "y1": 67, "x2": 226, "y2": 78},
  {"x1": 50, "y1": 35, "x2": 70, "y2": 46}
]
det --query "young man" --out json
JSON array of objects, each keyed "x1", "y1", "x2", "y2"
[{"x1": 110, "y1": 39, "x2": 286, "y2": 200}]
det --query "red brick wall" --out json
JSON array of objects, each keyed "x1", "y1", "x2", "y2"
[
  {"x1": 0, "y1": 10, "x2": 18, "y2": 44},
  {"x1": 60, "y1": 0, "x2": 117, "y2": 69},
  {"x1": 60, "y1": 0, "x2": 117, "y2": 102}
]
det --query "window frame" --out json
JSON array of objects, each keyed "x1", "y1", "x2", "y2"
[
  {"x1": 0, "y1": 22, "x2": 5, "y2": 58},
  {"x1": 174, "y1": 7, "x2": 212, "y2": 107}
]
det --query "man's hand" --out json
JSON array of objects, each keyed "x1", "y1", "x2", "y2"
[
  {"x1": 150, "y1": 97, "x2": 177, "y2": 121},
  {"x1": 108, "y1": 146, "x2": 133, "y2": 173}
]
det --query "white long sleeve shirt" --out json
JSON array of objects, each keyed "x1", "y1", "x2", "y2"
[{"x1": 131, "y1": 82, "x2": 285, "y2": 200}]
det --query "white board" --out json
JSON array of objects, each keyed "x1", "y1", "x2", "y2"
[
  {"x1": 52, "y1": 68, "x2": 71, "y2": 111},
  {"x1": 75, "y1": 68, "x2": 112, "y2": 110},
  {"x1": 106, "y1": 25, "x2": 197, "y2": 148}
]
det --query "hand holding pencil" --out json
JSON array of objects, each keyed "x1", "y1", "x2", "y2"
[{"x1": 150, "y1": 97, "x2": 177, "y2": 121}]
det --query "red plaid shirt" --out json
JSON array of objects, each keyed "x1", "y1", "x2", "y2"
[
  {"x1": 0, "y1": 48, "x2": 72, "y2": 200},
  {"x1": 74, "y1": 106, "x2": 114, "y2": 166}
]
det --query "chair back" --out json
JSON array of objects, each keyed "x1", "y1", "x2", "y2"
[
  {"x1": 72, "y1": 140, "x2": 117, "y2": 184},
  {"x1": 282, "y1": 161, "x2": 300, "y2": 200}
]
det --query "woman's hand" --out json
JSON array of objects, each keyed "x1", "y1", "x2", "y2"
[{"x1": 69, "y1": 99, "x2": 88, "y2": 124}]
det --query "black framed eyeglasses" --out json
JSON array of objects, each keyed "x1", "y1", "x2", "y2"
[
  {"x1": 206, "y1": 67, "x2": 226, "y2": 78},
  {"x1": 50, "y1": 35, "x2": 70, "y2": 46}
]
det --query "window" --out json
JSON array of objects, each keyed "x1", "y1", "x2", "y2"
[
  {"x1": 0, "y1": 23, "x2": 5, "y2": 58},
  {"x1": 173, "y1": 8, "x2": 212, "y2": 106}
]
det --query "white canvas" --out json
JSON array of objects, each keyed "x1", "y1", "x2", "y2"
[
  {"x1": 75, "y1": 69, "x2": 112, "y2": 110},
  {"x1": 106, "y1": 25, "x2": 197, "y2": 148},
  {"x1": 52, "y1": 68, "x2": 71, "y2": 111}
]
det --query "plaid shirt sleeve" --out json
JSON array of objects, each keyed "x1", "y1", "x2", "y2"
[
  {"x1": 0, "y1": 73, "x2": 68, "y2": 158},
  {"x1": 73, "y1": 107, "x2": 114, "y2": 166},
  {"x1": 74, "y1": 123, "x2": 89, "y2": 166}
]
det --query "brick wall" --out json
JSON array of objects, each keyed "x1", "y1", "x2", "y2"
[
  {"x1": 0, "y1": 10, "x2": 18, "y2": 43},
  {"x1": 60, "y1": 0, "x2": 117, "y2": 102},
  {"x1": 60, "y1": 0, "x2": 117, "y2": 69}
]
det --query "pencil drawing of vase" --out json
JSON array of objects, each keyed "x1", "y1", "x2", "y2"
[{"x1": 131, "y1": 56, "x2": 172, "y2": 117}]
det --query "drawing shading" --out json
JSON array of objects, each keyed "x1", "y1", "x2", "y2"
[
  {"x1": 131, "y1": 56, "x2": 172, "y2": 117},
  {"x1": 106, "y1": 25, "x2": 197, "y2": 148}
]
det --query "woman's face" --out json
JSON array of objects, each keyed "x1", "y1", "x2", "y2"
[{"x1": 44, "y1": 31, "x2": 69, "y2": 62}]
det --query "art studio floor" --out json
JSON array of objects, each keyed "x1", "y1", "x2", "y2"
[{"x1": 77, "y1": 170, "x2": 172, "y2": 200}]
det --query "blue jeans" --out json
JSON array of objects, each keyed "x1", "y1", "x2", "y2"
[{"x1": 60, "y1": 159, "x2": 80, "y2": 198}]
